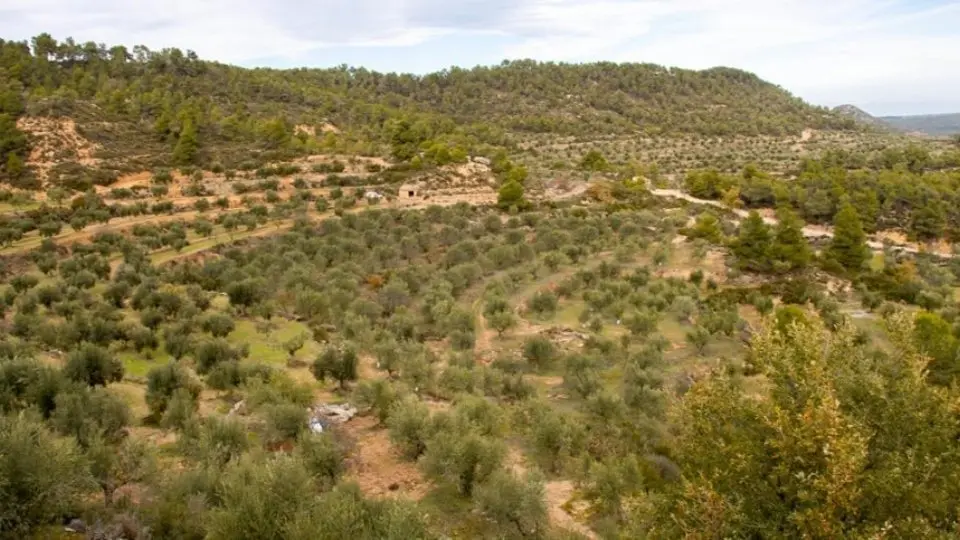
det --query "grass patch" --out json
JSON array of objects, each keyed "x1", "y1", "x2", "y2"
[
  {"x1": 554, "y1": 302, "x2": 583, "y2": 327},
  {"x1": 227, "y1": 319, "x2": 315, "y2": 365},
  {"x1": 0, "y1": 201, "x2": 40, "y2": 214},
  {"x1": 111, "y1": 381, "x2": 150, "y2": 419},
  {"x1": 657, "y1": 316, "x2": 689, "y2": 343},
  {"x1": 119, "y1": 349, "x2": 172, "y2": 379}
]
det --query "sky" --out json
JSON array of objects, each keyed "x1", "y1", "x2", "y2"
[{"x1": 1, "y1": 0, "x2": 958, "y2": 116}]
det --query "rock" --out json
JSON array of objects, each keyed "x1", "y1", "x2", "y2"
[
  {"x1": 64, "y1": 518, "x2": 86, "y2": 534},
  {"x1": 472, "y1": 156, "x2": 491, "y2": 166},
  {"x1": 540, "y1": 326, "x2": 590, "y2": 346},
  {"x1": 311, "y1": 403, "x2": 358, "y2": 427},
  {"x1": 227, "y1": 399, "x2": 246, "y2": 417}
]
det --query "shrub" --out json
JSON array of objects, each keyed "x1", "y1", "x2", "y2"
[
  {"x1": 146, "y1": 362, "x2": 202, "y2": 419},
  {"x1": 65, "y1": 343, "x2": 123, "y2": 386},
  {"x1": 522, "y1": 336, "x2": 557, "y2": 370},
  {"x1": 0, "y1": 414, "x2": 92, "y2": 537},
  {"x1": 527, "y1": 290, "x2": 559, "y2": 318},
  {"x1": 263, "y1": 403, "x2": 308, "y2": 444}
]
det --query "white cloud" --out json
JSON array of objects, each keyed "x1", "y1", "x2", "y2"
[{"x1": 0, "y1": 0, "x2": 957, "y2": 114}]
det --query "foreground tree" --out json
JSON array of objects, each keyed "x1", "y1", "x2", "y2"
[
  {"x1": 0, "y1": 414, "x2": 92, "y2": 536},
  {"x1": 475, "y1": 470, "x2": 548, "y2": 538},
  {"x1": 487, "y1": 310, "x2": 518, "y2": 337},
  {"x1": 913, "y1": 310, "x2": 960, "y2": 385},
  {"x1": 423, "y1": 427, "x2": 505, "y2": 496},
  {"x1": 643, "y1": 314, "x2": 960, "y2": 538},
  {"x1": 146, "y1": 362, "x2": 202, "y2": 420},
  {"x1": 498, "y1": 180, "x2": 527, "y2": 210},
  {"x1": 87, "y1": 435, "x2": 157, "y2": 506},
  {"x1": 206, "y1": 454, "x2": 318, "y2": 540}
]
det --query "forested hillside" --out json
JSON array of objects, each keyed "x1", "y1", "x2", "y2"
[{"x1": 0, "y1": 34, "x2": 856, "y2": 186}]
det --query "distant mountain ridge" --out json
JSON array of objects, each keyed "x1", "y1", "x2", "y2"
[
  {"x1": 833, "y1": 104, "x2": 960, "y2": 137},
  {"x1": 880, "y1": 113, "x2": 960, "y2": 137}
]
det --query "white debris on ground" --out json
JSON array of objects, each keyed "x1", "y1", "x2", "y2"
[
  {"x1": 309, "y1": 403, "x2": 358, "y2": 433},
  {"x1": 227, "y1": 400, "x2": 246, "y2": 417}
]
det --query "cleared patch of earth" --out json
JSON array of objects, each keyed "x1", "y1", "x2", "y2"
[
  {"x1": 16, "y1": 116, "x2": 100, "y2": 184},
  {"x1": 340, "y1": 415, "x2": 430, "y2": 500}
]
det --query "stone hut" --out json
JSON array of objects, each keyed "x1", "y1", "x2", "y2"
[{"x1": 399, "y1": 183, "x2": 422, "y2": 200}]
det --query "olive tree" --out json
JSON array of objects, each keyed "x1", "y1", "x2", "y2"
[
  {"x1": 311, "y1": 345, "x2": 358, "y2": 390},
  {"x1": 0, "y1": 414, "x2": 93, "y2": 536},
  {"x1": 65, "y1": 343, "x2": 123, "y2": 386}
]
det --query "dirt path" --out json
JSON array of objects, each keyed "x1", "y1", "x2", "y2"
[
  {"x1": 649, "y1": 188, "x2": 954, "y2": 259},
  {"x1": 506, "y1": 447, "x2": 596, "y2": 539},
  {"x1": 545, "y1": 480, "x2": 596, "y2": 540}
]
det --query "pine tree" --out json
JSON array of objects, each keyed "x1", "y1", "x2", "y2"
[
  {"x1": 497, "y1": 180, "x2": 526, "y2": 210},
  {"x1": 644, "y1": 314, "x2": 960, "y2": 538},
  {"x1": 910, "y1": 203, "x2": 946, "y2": 242},
  {"x1": 172, "y1": 119, "x2": 199, "y2": 165},
  {"x1": 769, "y1": 207, "x2": 811, "y2": 273},
  {"x1": 827, "y1": 202, "x2": 870, "y2": 271},
  {"x1": 5, "y1": 151, "x2": 25, "y2": 178},
  {"x1": 731, "y1": 211, "x2": 772, "y2": 272}
]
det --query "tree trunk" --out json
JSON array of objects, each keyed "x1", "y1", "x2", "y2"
[{"x1": 103, "y1": 484, "x2": 115, "y2": 507}]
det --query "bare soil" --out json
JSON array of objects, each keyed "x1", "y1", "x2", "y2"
[
  {"x1": 505, "y1": 446, "x2": 596, "y2": 538},
  {"x1": 17, "y1": 116, "x2": 100, "y2": 184},
  {"x1": 545, "y1": 480, "x2": 597, "y2": 540},
  {"x1": 340, "y1": 415, "x2": 430, "y2": 500}
]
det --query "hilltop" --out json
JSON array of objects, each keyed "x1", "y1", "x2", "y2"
[
  {"x1": 0, "y1": 34, "x2": 859, "y2": 189},
  {"x1": 832, "y1": 104, "x2": 891, "y2": 130}
]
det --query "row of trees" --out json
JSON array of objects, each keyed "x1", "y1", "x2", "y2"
[
  {"x1": 729, "y1": 202, "x2": 869, "y2": 274},
  {"x1": 685, "y1": 155, "x2": 960, "y2": 242}
]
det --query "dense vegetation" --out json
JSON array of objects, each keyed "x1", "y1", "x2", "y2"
[
  {"x1": 3, "y1": 31, "x2": 960, "y2": 540},
  {"x1": 684, "y1": 146, "x2": 960, "y2": 242},
  {"x1": 2, "y1": 173, "x2": 960, "y2": 537},
  {"x1": 0, "y1": 33, "x2": 858, "y2": 186}
]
